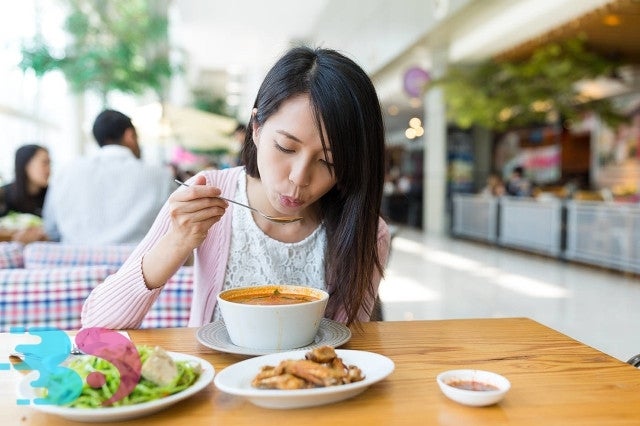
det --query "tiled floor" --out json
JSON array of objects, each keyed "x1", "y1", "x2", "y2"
[{"x1": 378, "y1": 225, "x2": 640, "y2": 363}]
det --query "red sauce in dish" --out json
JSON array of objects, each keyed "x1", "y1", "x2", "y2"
[{"x1": 446, "y1": 380, "x2": 499, "y2": 391}]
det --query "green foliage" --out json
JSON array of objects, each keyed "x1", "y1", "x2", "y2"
[
  {"x1": 192, "y1": 91, "x2": 232, "y2": 117},
  {"x1": 426, "y1": 36, "x2": 623, "y2": 131},
  {"x1": 19, "y1": 0, "x2": 177, "y2": 101}
]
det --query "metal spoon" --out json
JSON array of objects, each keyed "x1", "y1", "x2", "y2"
[{"x1": 174, "y1": 179, "x2": 303, "y2": 224}]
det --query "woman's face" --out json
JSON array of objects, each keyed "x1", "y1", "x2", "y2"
[
  {"x1": 25, "y1": 149, "x2": 51, "y2": 189},
  {"x1": 253, "y1": 94, "x2": 337, "y2": 217}
]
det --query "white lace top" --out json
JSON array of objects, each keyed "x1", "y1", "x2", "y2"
[{"x1": 212, "y1": 170, "x2": 327, "y2": 321}]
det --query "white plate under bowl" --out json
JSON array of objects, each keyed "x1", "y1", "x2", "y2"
[
  {"x1": 17, "y1": 352, "x2": 215, "y2": 422},
  {"x1": 196, "y1": 318, "x2": 351, "y2": 356},
  {"x1": 436, "y1": 369, "x2": 510, "y2": 407},
  {"x1": 214, "y1": 349, "x2": 394, "y2": 409}
]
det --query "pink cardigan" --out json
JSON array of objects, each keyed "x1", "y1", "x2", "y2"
[{"x1": 81, "y1": 167, "x2": 390, "y2": 329}]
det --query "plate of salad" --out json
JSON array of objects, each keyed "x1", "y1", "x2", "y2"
[
  {"x1": 16, "y1": 346, "x2": 214, "y2": 422},
  {"x1": 0, "y1": 212, "x2": 42, "y2": 230}
]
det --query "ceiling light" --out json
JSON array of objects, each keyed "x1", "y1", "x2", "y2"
[
  {"x1": 409, "y1": 117, "x2": 422, "y2": 128},
  {"x1": 498, "y1": 107, "x2": 514, "y2": 121},
  {"x1": 574, "y1": 77, "x2": 629, "y2": 100},
  {"x1": 602, "y1": 14, "x2": 621, "y2": 26},
  {"x1": 405, "y1": 128, "x2": 417, "y2": 139},
  {"x1": 409, "y1": 98, "x2": 422, "y2": 108},
  {"x1": 530, "y1": 100, "x2": 553, "y2": 112}
]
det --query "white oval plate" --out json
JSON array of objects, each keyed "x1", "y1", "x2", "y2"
[
  {"x1": 17, "y1": 352, "x2": 215, "y2": 422},
  {"x1": 197, "y1": 318, "x2": 352, "y2": 356},
  {"x1": 214, "y1": 349, "x2": 394, "y2": 409}
]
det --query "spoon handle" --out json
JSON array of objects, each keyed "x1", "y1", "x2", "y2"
[
  {"x1": 216, "y1": 195, "x2": 260, "y2": 213},
  {"x1": 173, "y1": 179, "x2": 302, "y2": 224},
  {"x1": 174, "y1": 179, "x2": 258, "y2": 213}
]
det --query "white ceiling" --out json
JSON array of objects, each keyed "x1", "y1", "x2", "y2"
[
  {"x1": 171, "y1": 0, "x2": 329, "y2": 73},
  {"x1": 168, "y1": 0, "x2": 432, "y2": 137}
]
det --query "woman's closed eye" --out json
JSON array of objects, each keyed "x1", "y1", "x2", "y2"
[
  {"x1": 274, "y1": 142, "x2": 295, "y2": 154},
  {"x1": 274, "y1": 141, "x2": 334, "y2": 170}
]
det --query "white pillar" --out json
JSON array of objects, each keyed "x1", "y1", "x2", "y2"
[
  {"x1": 423, "y1": 46, "x2": 448, "y2": 235},
  {"x1": 72, "y1": 93, "x2": 86, "y2": 156}
]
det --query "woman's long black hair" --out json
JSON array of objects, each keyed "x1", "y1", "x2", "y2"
[{"x1": 241, "y1": 46, "x2": 386, "y2": 325}]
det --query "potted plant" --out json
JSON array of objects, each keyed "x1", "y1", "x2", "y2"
[
  {"x1": 426, "y1": 36, "x2": 624, "y2": 131},
  {"x1": 19, "y1": 0, "x2": 178, "y2": 104}
]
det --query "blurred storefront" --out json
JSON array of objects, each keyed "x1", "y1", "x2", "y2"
[
  {"x1": 2, "y1": 0, "x2": 638, "y2": 236},
  {"x1": 335, "y1": 0, "x2": 640, "y2": 233}
]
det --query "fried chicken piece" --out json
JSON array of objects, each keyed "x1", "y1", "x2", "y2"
[
  {"x1": 253, "y1": 365, "x2": 279, "y2": 381},
  {"x1": 252, "y1": 372, "x2": 310, "y2": 390},
  {"x1": 280, "y1": 359, "x2": 346, "y2": 387},
  {"x1": 305, "y1": 345, "x2": 338, "y2": 363},
  {"x1": 250, "y1": 345, "x2": 366, "y2": 390},
  {"x1": 345, "y1": 365, "x2": 365, "y2": 383}
]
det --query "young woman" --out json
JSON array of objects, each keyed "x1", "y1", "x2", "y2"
[
  {"x1": 0, "y1": 144, "x2": 50, "y2": 243},
  {"x1": 0, "y1": 144, "x2": 50, "y2": 217},
  {"x1": 82, "y1": 46, "x2": 390, "y2": 328}
]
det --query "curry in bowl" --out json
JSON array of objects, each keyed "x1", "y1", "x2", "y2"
[
  {"x1": 221, "y1": 287, "x2": 320, "y2": 306},
  {"x1": 217, "y1": 285, "x2": 329, "y2": 350}
]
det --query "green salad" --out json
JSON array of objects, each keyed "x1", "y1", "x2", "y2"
[
  {"x1": 0, "y1": 211, "x2": 42, "y2": 230},
  {"x1": 51, "y1": 345, "x2": 201, "y2": 408}
]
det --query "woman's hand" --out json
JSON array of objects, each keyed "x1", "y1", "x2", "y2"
[
  {"x1": 167, "y1": 174, "x2": 229, "y2": 250},
  {"x1": 12, "y1": 226, "x2": 48, "y2": 244},
  {"x1": 141, "y1": 174, "x2": 229, "y2": 289}
]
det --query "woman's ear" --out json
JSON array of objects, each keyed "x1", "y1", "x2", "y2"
[{"x1": 251, "y1": 108, "x2": 260, "y2": 144}]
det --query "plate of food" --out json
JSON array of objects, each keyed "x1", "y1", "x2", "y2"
[
  {"x1": 213, "y1": 345, "x2": 394, "y2": 409},
  {"x1": 16, "y1": 346, "x2": 214, "y2": 422},
  {"x1": 197, "y1": 318, "x2": 352, "y2": 356}
]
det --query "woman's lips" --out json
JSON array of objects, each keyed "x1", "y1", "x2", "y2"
[{"x1": 280, "y1": 195, "x2": 304, "y2": 208}]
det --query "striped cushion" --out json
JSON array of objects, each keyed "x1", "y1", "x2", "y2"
[
  {"x1": 0, "y1": 242, "x2": 24, "y2": 269},
  {"x1": 141, "y1": 267, "x2": 194, "y2": 329},
  {"x1": 24, "y1": 242, "x2": 135, "y2": 269},
  {"x1": 0, "y1": 265, "x2": 116, "y2": 332}
]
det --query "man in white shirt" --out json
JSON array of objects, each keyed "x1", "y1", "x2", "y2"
[{"x1": 43, "y1": 109, "x2": 174, "y2": 245}]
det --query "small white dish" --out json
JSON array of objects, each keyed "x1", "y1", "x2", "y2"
[
  {"x1": 436, "y1": 369, "x2": 510, "y2": 407},
  {"x1": 196, "y1": 318, "x2": 351, "y2": 356},
  {"x1": 17, "y1": 352, "x2": 215, "y2": 422},
  {"x1": 214, "y1": 349, "x2": 394, "y2": 409}
]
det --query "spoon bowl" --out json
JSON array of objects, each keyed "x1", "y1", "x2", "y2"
[{"x1": 174, "y1": 179, "x2": 303, "y2": 224}]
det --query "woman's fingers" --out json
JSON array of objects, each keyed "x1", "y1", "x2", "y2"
[{"x1": 168, "y1": 179, "x2": 229, "y2": 242}]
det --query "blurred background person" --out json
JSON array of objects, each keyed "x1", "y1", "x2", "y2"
[
  {"x1": 505, "y1": 165, "x2": 532, "y2": 197},
  {"x1": 0, "y1": 144, "x2": 50, "y2": 243},
  {"x1": 481, "y1": 172, "x2": 506, "y2": 197},
  {"x1": 232, "y1": 123, "x2": 247, "y2": 166},
  {"x1": 43, "y1": 109, "x2": 174, "y2": 245}
]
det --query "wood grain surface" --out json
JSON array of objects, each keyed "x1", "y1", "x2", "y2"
[{"x1": 2, "y1": 318, "x2": 639, "y2": 425}]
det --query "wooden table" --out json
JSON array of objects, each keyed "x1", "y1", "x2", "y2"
[
  {"x1": 0, "y1": 228, "x2": 14, "y2": 242},
  {"x1": 2, "y1": 318, "x2": 639, "y2": 425}
]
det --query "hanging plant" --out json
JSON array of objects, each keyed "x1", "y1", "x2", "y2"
[
  {"x1": 19, "y1": 0, "x2": 180, "y2": 103},
  {"x1": 425, "y1": 36, "x2": 624, "y2": 131}
]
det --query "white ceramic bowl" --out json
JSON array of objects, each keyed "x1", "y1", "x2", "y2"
[
  {"x1": 436, "y1": 369, "x2": 511, "y2": 407},
  {"x1": 217, "y1": 285, "x2": 329, "y2": 350}
]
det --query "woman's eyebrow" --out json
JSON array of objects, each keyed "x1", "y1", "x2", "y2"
[
  {"x1": 276, "y1": 129, "x2": 302, "y2": 143},
  {"x1": 276, "y1": 129, "x2": 332, "y2": 152}
]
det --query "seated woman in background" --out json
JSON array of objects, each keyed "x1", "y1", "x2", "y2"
[
  {"x1": 481, "y1": 172, "x2": 506, "y2": 197},
  {"x1": 0, "y1": 144, "x2": 51, "y2": 243}
]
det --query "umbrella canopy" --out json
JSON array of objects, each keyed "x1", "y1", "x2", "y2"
[{"x1": 133, "y1": 102, "x2": 238, "y2": 150}]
